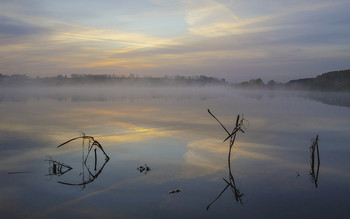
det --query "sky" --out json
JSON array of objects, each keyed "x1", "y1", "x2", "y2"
[{"x1": 0, "y1": 0, "x2": 349, "y2": 82}]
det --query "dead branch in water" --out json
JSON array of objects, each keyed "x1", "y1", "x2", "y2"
[
  {"x1": 55, "y1": 133, "x2": 110, "y2": 189},
  {"x1": 46, "y1": 160, "x2": 72, "y2": 176},
  {"x1": 207, "y1": 109, "x2": 231, "y2": 136},
  {"x1": 310, "y1": 134, "x2": 320, "y2": 188},
  {"x1": 57, "y1": 134, "x2": 109, "y2": 161},
  {"x1": 206, "y1": 109, "x2": 246, "y2": 210}
]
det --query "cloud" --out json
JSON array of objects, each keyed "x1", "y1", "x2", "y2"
[
  {"x1": 0, "y1": 0, "x2": 349, "y2": 81},
  {"x1": 0, "y1": 7, "x2": 185, "y2": 72},
  {"x1": 182, "y1": 0, "x2": 347, "y2": 38},
  {"x1": 183, "y1": 0, "x2": 240, "y2": 37},
  {"x1": 0, "y1": 16, "x2": 47, "y2": 39}
]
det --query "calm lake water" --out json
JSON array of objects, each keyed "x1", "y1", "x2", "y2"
[{"x1": 0, "y1": 86, "x2": 349, "y2": 218}]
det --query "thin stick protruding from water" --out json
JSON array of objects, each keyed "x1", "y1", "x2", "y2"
[
  {"x1": 208, "y1": 109, "x2": 230, "y2": 136},
  {"x1": 206, "y1": 110, "x2": 245, "y2": 209}
]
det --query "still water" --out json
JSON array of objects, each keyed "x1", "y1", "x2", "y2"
[{"x1": 0, "y1": 86, "x2": 349, "y2": 218}]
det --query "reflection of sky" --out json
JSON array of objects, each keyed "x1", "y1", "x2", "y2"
[{"x1": 0, "y1": 87, "x2": 350, "y2": 217}]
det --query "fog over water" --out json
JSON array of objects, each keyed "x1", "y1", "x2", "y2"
[
  {"x1": 1, "y1": 85, "x2": 350, "y2": 107},
  {"x1": 0, "y1": 86, "x2": 349, "y2": 218}
]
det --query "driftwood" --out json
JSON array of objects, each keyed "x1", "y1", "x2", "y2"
[{"x1": 168, "y1": 189, "x2": 182, "y2": 194}]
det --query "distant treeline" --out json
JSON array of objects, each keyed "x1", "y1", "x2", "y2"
[
  {"x1": 235, "y1": 78, "x2": 283, "y2": 89},
  {"x1": 285, "y1": 69, "x2": 350, "y2": 92},
  {"x1": 0, "y1": 74, "x2": 227, "y2": 87},
  {"x1": 1, "y1": 69, "x2": 349, "y2": 91},
  {"x1": 236, "y1": 69, "x2": 350, "y2": 92}
]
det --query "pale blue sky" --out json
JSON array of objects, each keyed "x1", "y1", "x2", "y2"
[{"x1": 0, "y1": 0, "x2": 349, "y2": 82}]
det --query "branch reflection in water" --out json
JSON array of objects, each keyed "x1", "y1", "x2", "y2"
[
  {"x1": 206, "y1": 109, "x2": 247, "y2": 210},
  {"x1": 49, "y1": 133, "x2": 110, "y2": 190},
  {"x1": 310, "y1": 135, "x2": 320, "y2": 188},
  {"x1": 46, "y1": 159, "x2": 72, "y2": 176}
]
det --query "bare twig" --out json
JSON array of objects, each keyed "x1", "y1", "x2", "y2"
[
  {"x1": 208, "y1": 109, "x2": 230, "y2": 136},
  {"x1": 57, "y1": 136, "x2": 95, "y2": 148},
  {"x1": 206, "y1": 110, "x2": 246, "y2": 210},
  {"x1": 55, "y1": 133, "x2": 110, "y2": 189},
  {"x1": 310, "y1": 135, "x2": 320, "y2": 188}
]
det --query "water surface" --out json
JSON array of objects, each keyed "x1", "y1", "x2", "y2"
[{"x1": 1, "y1": 87, "x2": 349, "y2": 218}]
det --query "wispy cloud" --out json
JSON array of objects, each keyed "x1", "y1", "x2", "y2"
[
  {"x1": 0, "y1": 4, "x2": 184, "y2": 71},
  {"x1": 183, "y1": 0, "x2": 345, "y2": 37},
  {"x1": 0, "y1": 0, "x2": 349, "y2": 80}
]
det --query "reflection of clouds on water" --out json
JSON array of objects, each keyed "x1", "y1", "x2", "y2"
[
  {"x1": 0, "y1": 130, "x2": 52, "y2": 172},
  {"x1": 183, "y1": 139, "x2": 296, "y2": 178},
  {"x1": 184, "y1": 139, "x2": 283, "y2": 172},
  {"x1": 1, "y1": 86, "x2": 350, "y2": 218},
  {"x1": 0, "y1": 130, "x2": 49, "y2": 151},
  {"x1": 184, "y1": 139, "x2": 228, "y2": 174},
  {"x1": 101, "y1": 126, "x2": 174, "y2": 145},
  {"x1": 0, "y1": 147, "x2": 51, "y2": 172},
  {"x1": 71, "y1": 106, "x2": 212, "y2": 131},
  {"x1": 234, "y1": 142, "x2": 292, "y2": 163}
]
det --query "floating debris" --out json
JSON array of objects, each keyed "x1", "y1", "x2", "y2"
[
  {"x1": 168, "y1": 189, "x2": 182, "y2": 194},
  {"x1": 137, "y1": 164, "x2": 151, "y2": 174},
  {"x1": 145, "y1": 164, "x2": 151, "y2": 172},
  {"x1": 137, "y1": 166, "x2": 145, "y2": 172},
  {"x1": 8, "y1": 171, "x2": 31, "y2": 175}
]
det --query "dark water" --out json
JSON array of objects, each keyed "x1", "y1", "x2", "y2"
[{"x1": 0, "y1": 87, "x2": 349, "y2": 218}]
